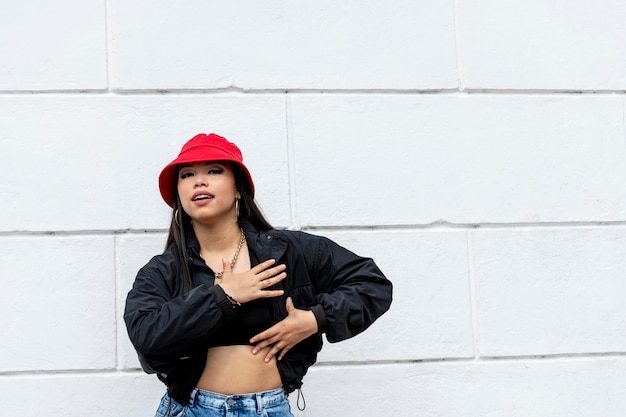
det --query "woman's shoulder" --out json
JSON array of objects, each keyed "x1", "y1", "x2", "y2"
[{"x1": 138, "y1": 244, "x2": 180, "y2": 276}]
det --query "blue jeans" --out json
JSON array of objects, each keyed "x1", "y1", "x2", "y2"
[{"x1": 155, "y1": 387, "x2": 294, "y2": 417}]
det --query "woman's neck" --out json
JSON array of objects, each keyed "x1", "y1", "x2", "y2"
[{"x1": 193, "y1": 220, "x2": 242, "y2": 253}]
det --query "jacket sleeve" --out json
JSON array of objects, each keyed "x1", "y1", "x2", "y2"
[
  {"x1": 307, "y1": 235, "x2": 392, "y2": 343},
  {"x1": 123, "y1": 254, "x2": 237, "y2": 373}
]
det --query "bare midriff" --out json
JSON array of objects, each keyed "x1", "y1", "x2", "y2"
[{"x1": 196, "y1": 345, "x2": 282, "y2": 395}]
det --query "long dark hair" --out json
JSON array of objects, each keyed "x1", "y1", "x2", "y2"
[{"x1": 165, "y1": 162, "x2": 272, "y2": 292}]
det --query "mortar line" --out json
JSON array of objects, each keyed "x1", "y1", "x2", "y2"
[
  {"x1": 0, "y1": 89, "x2": 625, "y2": 96},
  {"x1": 2, "y1": 221, "x2": 626, "y2": 237},
  {"x1": 621, "y1": 96, "x2": 626, "y2": 152},
  {"x1": 466, "y1": 231, "x2": 480, "y2": 359},
  {"x1": 313, "y1": 351, "x2": 626, "y2": 367},
  {"x1": 453, "y1": 0, "x2": 465, "y2": 91},
  {"x1": 3, "y1": 352, "x2": 625, "y2": 377},
  {"x1": 301, "y1": 220, "x2": 626, "y2": 230},
  {"x1": 104, "y1": 0, "x2": 113, "y2": 92},
  {"x1": 285, "y1": 95, "x2": 300, "y2": 230},
  {"x1": 113, "y1": 234, "x2": 120, "y2": 370}
]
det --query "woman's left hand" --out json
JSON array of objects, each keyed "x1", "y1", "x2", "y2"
[{"x1": 250, "y1": 297, "x2": 319, "y2": 362}]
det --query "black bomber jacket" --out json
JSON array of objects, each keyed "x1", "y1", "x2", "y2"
[{"x1": 124, "y1": 222, "x2": 392, "y2": 405}]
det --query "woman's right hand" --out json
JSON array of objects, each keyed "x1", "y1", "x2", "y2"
[{"x1": 217, "y1": 258, "x2": 286, "y2": 304}]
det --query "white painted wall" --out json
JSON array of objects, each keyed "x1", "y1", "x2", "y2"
[{"x1": 1, "y1": 1, "x2": 625, "y2": 416}]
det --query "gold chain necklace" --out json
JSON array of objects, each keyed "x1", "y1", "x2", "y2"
[{"x1": 214, "y1": 228, "x2": 246, "y2": 279}]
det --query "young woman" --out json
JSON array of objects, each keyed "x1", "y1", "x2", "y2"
[{"x1": 124, "y1": 133, "x2": 392, "y2": 417}]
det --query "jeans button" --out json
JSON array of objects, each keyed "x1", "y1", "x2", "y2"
[{"x1": 227, "y1": 398, "x2": 236, "y2": 405}]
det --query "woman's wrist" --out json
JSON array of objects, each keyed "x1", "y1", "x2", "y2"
[
  {"x1": 213, "y1": 284, "x2": 241, "y2": 312},
  {"x1": 224, "y1": 292, "x2": 241, "y2": 307}
]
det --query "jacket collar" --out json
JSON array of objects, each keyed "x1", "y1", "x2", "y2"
[
  {"x1": 184, "y1": 221, "x2": 288, "y2": 264},
  {"x1": 241, "y1": 221, "x2": 287, "y2": 262}
]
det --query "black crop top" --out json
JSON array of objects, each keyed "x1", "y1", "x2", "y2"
[
  {"x1": 207, "y1": 250, "x2": 275, "y2": 347},
  {"x1": 208, "y1": 298, "x2": 274, "y2": 346}
]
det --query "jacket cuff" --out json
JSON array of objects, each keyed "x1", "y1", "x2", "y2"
[
  {"x1": 309, "y1": 304, "x2": 327, "y2": 334},
  {"x1": 212, "y1": 285, "x2": 239, "y2": 318}
]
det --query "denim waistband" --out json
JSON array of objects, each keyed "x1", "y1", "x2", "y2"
[{"x1": 188, "y1": 387, "x2": 286, "y2": 412}]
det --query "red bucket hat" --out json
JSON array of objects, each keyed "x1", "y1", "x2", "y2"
[{"x1": 158, "y1": 133, "x2": 255, "y2": 207}]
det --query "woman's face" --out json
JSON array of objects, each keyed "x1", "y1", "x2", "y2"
[{"x1": 177, "y1": 161, "x2": 240, "y2": 225}]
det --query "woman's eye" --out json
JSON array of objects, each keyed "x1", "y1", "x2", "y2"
[
  {"x1": 180, "y1": 172, "x2": 193, "y2": 179},
  {"x1": 208, "y1": 168, "x2": 223, "y2": 175}
]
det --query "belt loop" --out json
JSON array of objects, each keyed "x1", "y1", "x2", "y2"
[
  {"x1": 188, "y1": 388, "x2": 198, "y2": 407},
  {"x1": 255, "y1": 392, "x2": 263, "y2": 414},
  {"x1": 165, "y1": 394, "x2": 172, "y2": 417}
]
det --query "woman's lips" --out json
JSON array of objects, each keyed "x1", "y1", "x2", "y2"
[{"x1": 192, "y1": 191, "x2": 215, "y2": 202}]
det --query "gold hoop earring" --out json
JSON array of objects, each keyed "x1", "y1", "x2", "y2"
[
  {"x1": 235, "y1": 199, "x2": 240, "y2": 219},
  {"x1": 174, "y1": 209, "x2": 181, "y2": 227}
]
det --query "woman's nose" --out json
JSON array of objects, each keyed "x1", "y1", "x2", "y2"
[{"x1": 194, "y1": 174, "x2": 207, "y2": 187}]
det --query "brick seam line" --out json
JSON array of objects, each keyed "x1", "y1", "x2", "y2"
[{"x1": 3, "y1": 221, "x2": 626, "y2": 237}]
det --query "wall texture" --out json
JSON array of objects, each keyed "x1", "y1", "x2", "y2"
[{"x1": 1, "y1": 1, "x2": 625, "y2": 416}]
